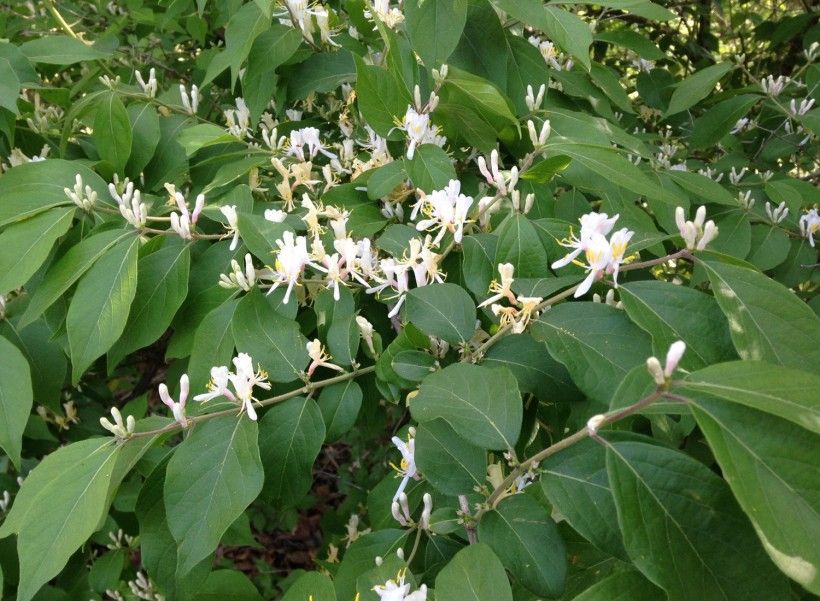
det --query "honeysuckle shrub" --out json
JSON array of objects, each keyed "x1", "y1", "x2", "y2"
[{"x1": 0, "y1": 0, "x2": 818, "y2": 599}]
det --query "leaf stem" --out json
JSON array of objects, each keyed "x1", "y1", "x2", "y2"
[
  {"x1": 127, "y1": 365, "x2": 376, "y2": 440},
  {"x1": 476, "y1": 388, "x2": 686, "y2": 517}
]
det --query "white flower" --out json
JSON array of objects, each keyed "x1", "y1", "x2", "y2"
[
  {"x1": 477, "y1": 149, "x2": 518, "y2": 195},
  {"x1": 264, "y1": 209, "x2": 287, "y2": 223},
  {"x1": 647, "y1": 340, "x2": 687, "y2": 386},
  {"x1": 551, "y1": 211, "x2": 620, "y2": 269},
  {"x1": 219, "y1": 253, "x2": 257, "y2": 291},
  {"x1": 134, "y1": 68, "x2": 157, "y2": 97},
  {"x1": 573, "y1": 233, "x2": 613, "y2": 298},
  {"x1": 478, "y1": 263, "x2": 516, "y2": 308},
  {"x1": 109, "y1": 180, "x2": 147, "y2": 228},
  {"x1": 265, "y1": 231, "x2": 310, "y2": 302},
  {"x1": 365, "y1": 0, "x2": 404, "y2": 29},
  {"x1": 64, "y1": 174, "x2": 97, "y2": 211},
  {"x1": 607, "y1": 227, "x2": 634, "y2": 286},
  {"x1": 760, "y1": 75, "x2": 787, "y2": 97},
  {"x1": 356, "y1": 316, "x2": 376, "y2": 354},
  {"x1": 411, "y1": 179, "x2": 473, "y2": 245},
  {"x1": 526, "y1": 119, "x2": 551, "y2": 147},
  {"x1": 193, "y1": 365, "x2": 235, "y2": 404},
  {"x1": 525, "y1": 83, "x2": 546, "y2": 111},
  {"x1": 731, "y1": 117, "x2": 751, "y2": 134},
  {"x1": 765, "y1": 201, "x2": 789, "y2": 224},
  {"x1": 287, "y1": 127, "x2": 337, "y2": 161},
  {"x1": 397, "y1": 106, "x2": 445, "y2": 159},
  {"x1": 168, "y1": 188, "x2": 205, "y2": 240},
  {"x1": 306, "y1": 339, "x2": 344, "y2": 376},
  {"x1": 158, "y1": 374, "x2": 189, "y2": 427},
  {"x1": 729, "y1": 166, "x2": 747, "y2": 185},
  {"x1": 390, "y1": 429, "x2": 417, "y2": 502},
  {"x1": 100, "y1": 407, "x2": 135, "y2": 439},
  {"x1": 632, "y1": 57, "x2": 655, "y2": 72},
  {"x1": 225, "y1": 97, "x2": 251, "y2": 138},
  {"x1": 219, "y1": 204, "x2": 241, "y2": 250},
  {"x1": 799, "y1": 208, "x2": 820, "y2": 247},
  {"x1": 675, "y1": 206, "x2": 718, "y2": 251},
  {"x1": 789, "y1": 98, "x2": 815, "y2": 117},
  {"x1": 179, "y1": 83, "x2": 199, "y2": 115}
]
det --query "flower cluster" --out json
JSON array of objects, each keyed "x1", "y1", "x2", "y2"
[
  {"x1": 410, "y1": 179, "x2": 473, "y2": 244},
  {"x1": 551, "y1": 212, "x2": 635, "y2": 297},
  {"x1": 193, "y1": 353, "x2": 271, "y2": 421},
  {"x1": 373, "y1": 568, "x2": 428, "y2": 601},
  {"x1": 675, "y1": 206, "x2": 719, "y2": 251},
  {"x1": 166, "y1": 185, "x2": 205, "y2": 240}
]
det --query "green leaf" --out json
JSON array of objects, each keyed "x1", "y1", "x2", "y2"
[
  {"x1": 0, "y1": 59, "x2": 20, "y2": 115},
  {"x1": 665, "y1": 63, "x2": 734, "y2": 116},
  {"x1": 177, "y1": 123, "x2": 236, "y2": 156},
  {"x1": 244, "y1": 25, "x2": 302, "y2": 122},
  {"x1": 0, "y1": 439, "x2": 120, "y2": 601},
  {"x1": 232, "y1": 289, "x2": 309, "y2": 382},
  {"x1": 165, "y1": 416, "x2": 263, "y2": 576},
  {"x1": 391, "y1": 349, "x2": 437, "y2": 382},
  {"x1": 108, "y1": 240, "x2": 190, "y2": 367},
  {"x1": 282, "y1": 572, "x2": 336, "y2": 601},
  {"x1": 701, "y1": 259, "x2": 820, "y2": 369},
  {"x1": 434, "y1": 543, "x2": 513, "y2": 601},
  {"x1": 688, "y1": 397, "x2": 820, "y2": 594},
  {"x1": 317, "y1": 380, "x2": 363, "y2": 442},
  {"x1": 198, "y1": 570, "x2": 262, "y2": 601},
  {"x1": 482, "y1": 333, "x2": 580, "y2": 402},
  {"x1": 0, "y1": 160, "x2": 109, "y2": 227},
  {"x1": 415, "y1": 418, "x2": 486, "y2": 495},
  {"x1": 354, "y1": 56, "x2": 411, "y2": 138},
  {"x1": 747, "y1": 224, "x2": 790, "y2": 271},
  {"x1": 689, "y1": 94, "x2": 760, "y2": 149},
  {"x1": 0, "y1": 207, "x2": 74, "y2": 295},
  {"x1": 478, "y1": 494, "x2": 567, "y2": 597},
  {"x1": 607, "y1": 441, "x2": 790, "y2": 601},
  {"x1": 619, "y1": 281, "x2": 736, "y2": 371},
  {"x1": 664, "y1": 169, "x2": 737, "y2": 206},
  {"x1": 259, "y1": 396, "x2": 326, "y2": 506},
  {"x1": 136, "y1": 460, "x2": 212, "y2": 600},
  {"x1": 126, "y1": 103, "x2": 161, "y2": 177},
  {"x1": 595, "y1": 29, "x2": 665, "y2": 60},
  {"x1": 201, "y1": 0, "x2": 272, "y2": 86},
  {"x1": 543, "y1": 7, "x2": 592, "y2": 71},
  {"x1": 287, "y1": 50, "x2": 356, "y2": 101},
  {"x1": 681, "y1": 361, "x2": 820, "y2": 434},
  {"x1": 404, "y1": 144, "x2": 457, "y2": 192},
  {"x1": 494, "y1": 213, "x2": 549, "y2": 278},
  {"x1": 404, "y1": 283, "x2": 476, "y2": 345},
  {"x1": 94, "y1": 91, "x2": 132, "y2": 173},
  {"x1": 560, "y1": 0, "x2": 675, "y2": 21},
  {"x1": 405, "y1": 0, "x2": 468, "y2": 68},
  {"x1": 0, "y1": 320, "x2": 67, "y2": 411},
  {"x1": 0, "y1": 335, "x2": 33, "y2": 469},
  {"x1": 531, "y1": 303, "x2": 653, "y2": 404},
  {"x1": 367, "y1": 161, "x2": 407, "y2": 199},
  {"x1": 441, "y1": 67, "x2": 518, "y2": 129},
  {"x1": 570, "y1": 570, "x2": 663, "y2": 601},
  {"x1": 67, "y1": 237, "x2": 140, "y2": 382},
  {"x1": 19, "y1": 35, "x2": 111, "y2": 64},
  {"x1": 546, "y1": 142, "x2": 665, "y2": 201},
  {"x1": 19, "y1": 229, "x2": 131, "y2": 328},
  {"x1": 410, "y1": 363, "x2": 522, "y2": 450},
  {"x1": 540, "y1": 438, "x2": 627, "y2": 560},
  {"x1": 522, "y1": 155, "x2": 572, "y2": 184}
]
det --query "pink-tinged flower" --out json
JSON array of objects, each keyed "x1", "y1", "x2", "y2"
[{"x1": 158, "y1": 374, "x2": 189, "y2": 427}]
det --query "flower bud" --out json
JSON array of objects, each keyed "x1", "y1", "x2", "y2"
[{"x1": 646, "y1": 356, "x2": 665, "y2": 386}]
